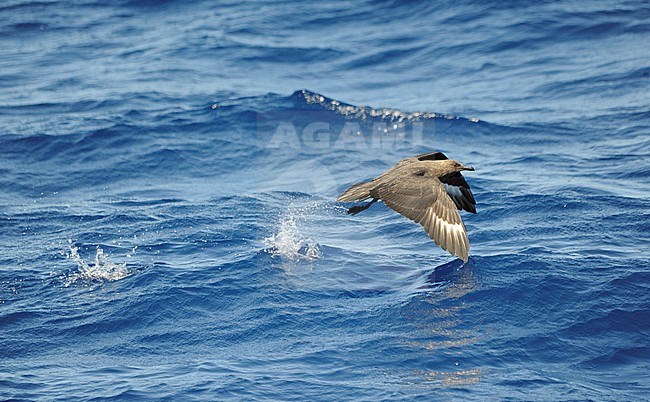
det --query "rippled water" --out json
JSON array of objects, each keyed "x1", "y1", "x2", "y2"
[{"x1": 1, "y1": 0, "x2": 649, "y2": 400}]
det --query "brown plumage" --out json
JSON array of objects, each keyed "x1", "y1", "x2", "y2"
[{"x1": 337, "y1": 151, "x2": 476, "y2": 262}]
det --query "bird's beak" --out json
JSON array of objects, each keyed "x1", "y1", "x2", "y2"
[{"x1": 462, "y1": 165, "x2": 475, "y2": 171}]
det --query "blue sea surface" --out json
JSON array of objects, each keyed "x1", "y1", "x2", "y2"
[{"x1": 1, "y1": 0, "x2": 649, "y2": 400}]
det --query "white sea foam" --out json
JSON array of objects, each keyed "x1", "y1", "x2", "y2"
[
  {"x1": 300, "y1": 89, "x2": 480, "y2": 124},
  {"x1": 262, "y1": 204, "x2": 321, "y2": 261}
]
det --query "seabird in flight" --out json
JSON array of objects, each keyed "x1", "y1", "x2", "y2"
[{"x1": 337, "y1": 151, "x2": 476, "y2": 262}]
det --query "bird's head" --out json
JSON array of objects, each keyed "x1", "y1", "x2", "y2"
[{"x1": 440, "y1": 159, "x2": 475, "y2": 174}]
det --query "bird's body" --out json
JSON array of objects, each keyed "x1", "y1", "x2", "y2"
[{"x1": 337, "y1": 151, "x2": 476, "y2": 262}]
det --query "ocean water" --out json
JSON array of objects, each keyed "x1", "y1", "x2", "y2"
[{"x1": 1, "y1": 0, "x2": 649, "y2": 400}]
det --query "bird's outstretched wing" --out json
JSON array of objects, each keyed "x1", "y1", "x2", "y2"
[
  {"x1": 415, "y1": 151, "x2": 476, "y2": 213},
  {"x1": 440, "y1": 172, "x2": 476, "y2": 213},
  {"x1": 370, "y1": 173, "x2": 470, "y2": 262},
  {"x1": 416, "y1": 151, "x2": 449, "y2": 162}
]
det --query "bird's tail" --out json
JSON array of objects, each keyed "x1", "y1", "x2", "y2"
[{"x1": 337, "y1": 181, "x2": 374, "y2": 202}]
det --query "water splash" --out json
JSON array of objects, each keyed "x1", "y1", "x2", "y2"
[
  {"x1": 262, "y1": 205, "x2": 321, "y2": 261},
  {"x1": 63, "y1": 243, "x2": 132, "y2": 286}
]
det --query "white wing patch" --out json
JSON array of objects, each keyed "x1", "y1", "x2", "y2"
[
  {"x1": 443, "y1": 183, "x2": 465, "y2": 211},
  {"x1": 443, "y1": 183, "x2": 463, "y2": 199}
]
